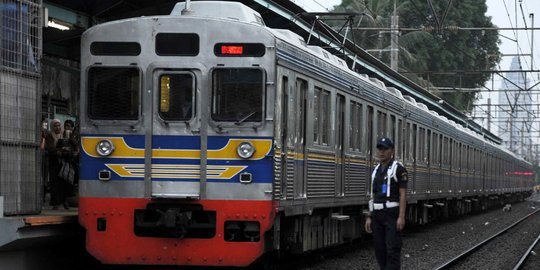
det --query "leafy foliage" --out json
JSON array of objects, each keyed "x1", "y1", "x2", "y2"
[{"x1": 331, "y1": 0, "x2": 501, "y2": 112}]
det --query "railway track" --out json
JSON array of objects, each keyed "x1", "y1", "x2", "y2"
[
  {"x1": 513, "y1": 232, "x2": 540, "y2": 270},
  {"x1": 435, "y1": 208, "x2": 540, "y2": 270}
]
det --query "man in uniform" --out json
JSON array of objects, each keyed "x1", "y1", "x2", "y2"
[{"x1": 365, "y1": 137, "x2": 408, "y2": 270}]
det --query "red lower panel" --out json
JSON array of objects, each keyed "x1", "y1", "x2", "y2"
[{"x1": 79, "y1": 198, "x2": 276, "y2": 266}]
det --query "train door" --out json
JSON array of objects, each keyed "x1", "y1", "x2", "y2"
[
  {"x1": 293, "y1": 77, "x2": 308, "y2": 198},
  {"x1": 279, "y1": 75, "x2": 289, "y2": 199},
  {"x1": 335, "y1": 94, "x2": 345, "y2": 196},
  {"x1": 411, "y1": 123, "x2": 418, "y2": 194},
  {"x1": 404, "y1": 121, "x2": 414, "y2": 195},
  {"x1": 426, "y1": 129, "x2": 432, "y2": 193},
  {"x1": 151, "y1": 70, "x2": 200, "y2": 198}
]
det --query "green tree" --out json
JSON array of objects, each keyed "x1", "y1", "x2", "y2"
[{"x1": 332, "y1": 0, "x2": 501, "y2": 112}]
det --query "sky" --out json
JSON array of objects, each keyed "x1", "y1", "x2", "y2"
[
  {"x1": 479, "y1": 0, "x2": 540, "y2": 136},
  {"x1": 295, "y1": 0, "x2": 540, "y2": 137},
  {"x1": 295, "y1": 0, "x2": 539, "y2": 73}
]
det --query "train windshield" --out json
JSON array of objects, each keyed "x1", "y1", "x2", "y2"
[
  {"x1": 211, "y1": 68, "x2": 263, "y2": 123},
  {"x1": 87, "y1": 67, "x2": 140, "y2": 120},
  {"x1": 159, "y1": 73, "x2": 194, "y2": 121}
]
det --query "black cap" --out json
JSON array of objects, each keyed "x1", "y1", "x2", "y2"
[{"x1": 376, "y1": 137, "x2": 394, "y2": 149}]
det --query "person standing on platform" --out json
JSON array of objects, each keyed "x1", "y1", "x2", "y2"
[
  {"x1": 63, "y1": 119, "x2": 80, "y2": 190},
  {"x1": 44, "y1": 119, "x2": 77, "y2": 210},
  {"x1": 40, "y1": 118, "x2": 50, "y2": 201},
  {"x1": 365, "y1": 137, "x2": 408, "y2": 270}
]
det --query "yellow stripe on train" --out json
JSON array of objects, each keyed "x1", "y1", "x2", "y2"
[
  {"x1": 105, "y1": 164, "x2": 247, "y2": 179},
  {"x1": 82, "y1": 137, "x2": 272, "y2": 160}
]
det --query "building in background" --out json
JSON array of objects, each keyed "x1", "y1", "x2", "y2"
[{"x1": 497, "y1": 57, "x2": 535, "y2": 160}]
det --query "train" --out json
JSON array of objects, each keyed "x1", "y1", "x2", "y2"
[{"x1": 78, "y1": 0, "x2": 535, "y2": 267}]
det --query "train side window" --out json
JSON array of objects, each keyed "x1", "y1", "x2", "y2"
[
  {"x1": 426, "y1": 129, "x2": 431, "y2": 164},
  {"x1": 463, "y1": 145, "x2": 468, "y2": 170},
  {"x1": 405, "y1": 122, "x2": 411, "y2": 162},
  {"x1": 458, "y1": 143, "x2": 462, "y2": 169},
  {"x1": 441, "y1": 136, "x2": 446, "y2": 166},
  {"x1": 212, "y1": 68, "x2": 263, "y2": 123},
  {"x1": 367, "y1": 106, "x2": 374, "y2": 155},
  {"x1": 411, "y1": 124, "x2": 417, "y2": 162},
  {"x1": 320, "y1": 90, "x2": 330, "y2": 145},
  {"x1": 444, "y1": 137, "x2": 448, "y2": 166},
  {"x1": 455, "y1": 142, "x2": 459, "y2": 170},
  {"x1": 396, "y1": 119, "x2": 403, "y2": 160},
  {"x1": 159, "y1": 73, "x2": 194, "y2": 121},
  {"x1": 348, "y1": 101, "x2": 356, "y2": 150},
  {"x1": 446, "y1": 138, "x2": 451, "y2": 168},
  {"x1": 349, "y1": 101, "x2": 363, "y2": 152},
  {"x1": 313, "y1": 87, "x2": 330, "y2": 146},
  {"x1": 436, "y1": 133, "x2": 440, "y2": 165},
  {"x1": 313, "y1": 87, "x2": 320, "y2": 144},
  {"x1": 418, "y1": 126, "x2": 425, "y2": 163},
  {"x1": 451, "y1": 139, "x2": 456, "y2": 169},
  {"x1": 431, "y1": 132, "x2": 438, "y2": 165},
  {"x1": 87, "y1": 67, "x2": 140, "y2": 120},
  {"x1": 470, "y1": 147, "x2": 474, "y2": 172},
  {"x1": 377, "y1": 111, "x2": 387, "y2": 138},
  {"x1": 390, "y1": 115, "x2": 396, "y2": 143},
  {"x1": 455, "y1": 141, "x2": 460, "y2": 170},
  {"x1": 464, "y1": 146, "x2": 468, "y2": 171},
  {"x1": 453, "y1": 140, "x2": 458, "y2": 168},
  {"x1": 357, "y1": 102, "x2": 364, "y2": 152},
  {"x1": 473, "y1": 149, "x2": 477, "y2": 172}
]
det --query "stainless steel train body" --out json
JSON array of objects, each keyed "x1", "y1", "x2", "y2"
[{"x1": 78, "y1": 1, "x2": 534, "y2": 266}]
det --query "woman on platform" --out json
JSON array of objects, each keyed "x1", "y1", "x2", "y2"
[{"x1": 44, "y1": 119, "x2": 78, "y2": 209}]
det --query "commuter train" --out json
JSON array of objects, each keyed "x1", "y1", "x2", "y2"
[{"x1": 78, "y1": 1, "x2": 534, "y2": 266}]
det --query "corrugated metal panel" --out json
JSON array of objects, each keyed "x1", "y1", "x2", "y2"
[
  {"x1": 429, "y1": 169, "x2": 442, "y2": 192},
  {"x1": 344, "y1": 158, "x2": 367, "y2": 196},
  {"x1": 441, "y1": 169, "x2": 451, "y2": 193},
  {"x1": 285, "y1": 153, "x2": 295, "y2": 199},
  {"x1": 414, "y1": 169, "x2": 429, "y2": 194},
  {"x1": 451, "y1": 171, "x2": 461, "y2": 192},
  {"x1": 0, "y1": 0, "x2": 42, "y2": 215},
  {"x1": 273, "y1": 151, "x2": 282, "y2": 198},
  {"x1": 306, "y1": 159, "x2": 334, "y2": 198}
]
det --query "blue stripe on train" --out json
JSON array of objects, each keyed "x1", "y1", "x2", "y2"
[{"x1": 80, "y1": 135, "x2": 273, "y2": 183}]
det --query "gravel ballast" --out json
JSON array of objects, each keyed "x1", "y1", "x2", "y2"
[{"x1": 293, "y1": 193, "x2": 540, "y2": 270}]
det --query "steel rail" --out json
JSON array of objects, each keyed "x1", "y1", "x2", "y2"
[
  {"x1": 512, "y1": 232, "x2": 540, "y2": 270},
  {"x1": 434, "y1": 208, "x2": 540, "y2": 270}
]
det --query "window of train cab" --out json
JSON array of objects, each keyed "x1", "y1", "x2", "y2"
[
  {"x1": 154, "y1": 33, "x2": 199, "y2": 124},
  {"x1": 87, "y1": 42, "x2": 142, "y2": 124},
  {"x1": 87, "y1": 66, "x2": 141, "y2": 123},
  {"x1": 211, "y1": 68, "x2": 265, "y2": 128},
  {"x1": 158, "y1": 72, "x2": 195, "y2": 122}
]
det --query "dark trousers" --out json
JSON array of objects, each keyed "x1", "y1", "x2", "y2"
[{"x1": 372, "y1": 207, "x2": 402, "y2": 270}]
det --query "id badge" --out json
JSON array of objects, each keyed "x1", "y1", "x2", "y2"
[{"x1": 382, "y1": 183, "x2": 387, "y2": 193}]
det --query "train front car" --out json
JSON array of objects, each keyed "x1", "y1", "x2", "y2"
[{"x1": 79, "y1": 2, "x2": 276, "y2": 266}]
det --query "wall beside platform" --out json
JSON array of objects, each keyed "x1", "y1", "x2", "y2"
[{"x1": 0, "y1": 0, "x2": 43, "y2": 215}]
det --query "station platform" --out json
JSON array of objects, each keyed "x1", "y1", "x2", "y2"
[
  {"x1": 0, "y1": 208, "x2": 79, "y2": 251},
  {"x1": 0, "y1": 207, "x2": 88, "y2": 270}
]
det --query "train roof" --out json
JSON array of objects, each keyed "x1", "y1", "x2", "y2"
[
  {"x1": 81, "y1": 1, "x2": 531, "y2": 167},
  {"x1": 170, "y1": 1, "x2": 265, "y2": 25}
]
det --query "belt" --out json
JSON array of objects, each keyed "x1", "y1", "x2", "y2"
[{"x1": 373, "y1": 201, "x2": 399, "y2": 210}]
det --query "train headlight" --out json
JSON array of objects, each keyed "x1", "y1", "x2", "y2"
[
  {"x1": 96, "y1": 139, "x2": 115, "y2": 156},
  {"x1": 237, "y1": 142, "x2": 255, "y2": 159}
]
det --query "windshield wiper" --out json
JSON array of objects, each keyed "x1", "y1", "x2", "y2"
[{"x1": 235, "y1": 111, "x2": 257, "y2": 125}]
